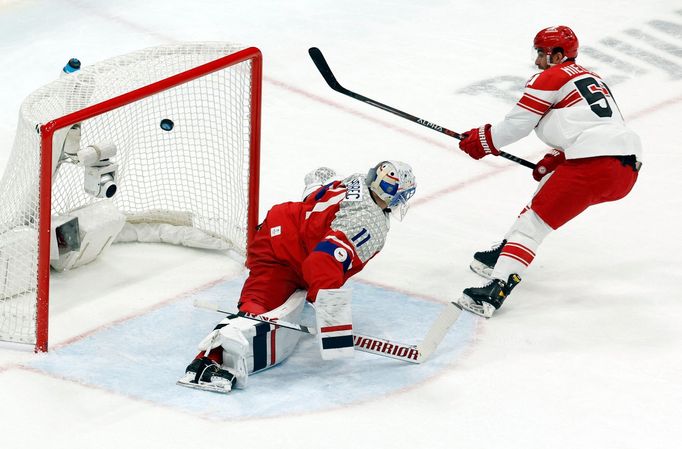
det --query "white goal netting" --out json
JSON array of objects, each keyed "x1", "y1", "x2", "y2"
[{"x1": 0, "y1": 42, "x2": 261, "y2": 349}]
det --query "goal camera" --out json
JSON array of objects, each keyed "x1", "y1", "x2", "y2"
[{"x1": 78, "y1": 143, "x2": 118, "y2": 198}]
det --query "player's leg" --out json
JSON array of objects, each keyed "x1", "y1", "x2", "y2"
[
  {"x1": 179, "y1": 287, "x2": 306, "y2": 393},
  {"x1": 469, "y1": 156, "x2": 638, "y2": 278},
  {"x1": 180, "y1": 242, "x2": 304, "y2": 394},
  {"x1": 457, "y1": 205, "x2": 549, "y2": 318},
  {"x1": 459, "y1": 156, "x2": 638, "y2": 317}
]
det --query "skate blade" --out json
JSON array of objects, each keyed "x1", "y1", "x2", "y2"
[
  {"x1": 453, "y1": 294, "x2": 494, "y2": 319},
  {"x1": 176, "y1": 378, "x2": 232, "y2": 394},
  {"x1": 469, "y1": 260, "x2": 493, "y2": 280}
]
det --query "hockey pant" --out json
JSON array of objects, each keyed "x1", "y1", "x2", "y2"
[
  {"x1": 238, "y1": 214, "x2": 307, "y2": 314},
  {"x1": 492, "y1": 155, "x2": 639, "y2": 280}
]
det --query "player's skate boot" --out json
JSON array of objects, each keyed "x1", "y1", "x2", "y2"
[
  {"x1": 454, "y1": 273, "x2": 521, "y2": 318},
  {"x1": 469, "y1": 240, "x2": 507, "y2": 279},
  {"x1": 176, "y1": 356, "x2": 235, "y2": 394}
]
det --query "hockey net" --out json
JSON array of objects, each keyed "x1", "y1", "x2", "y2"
[{"x1": 0, "y1": 43, "x2": 261, "y2": 351}]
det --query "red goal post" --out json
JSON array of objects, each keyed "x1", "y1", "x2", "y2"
[{"x1": 0, "y1": 44, "x2": 262, "y2": 352}]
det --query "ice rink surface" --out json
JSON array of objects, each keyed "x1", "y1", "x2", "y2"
[{"x1": 1, "y1": 0, "x2": 681, "y2": 448}]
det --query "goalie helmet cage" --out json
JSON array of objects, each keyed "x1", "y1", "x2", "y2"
[{"x1": 0, "y1": 43, "x2": 262, "y2": 352}]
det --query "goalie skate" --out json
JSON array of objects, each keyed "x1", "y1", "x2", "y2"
[{"x1": 176, "y1": 357, "x2": 235, "y2": 394}]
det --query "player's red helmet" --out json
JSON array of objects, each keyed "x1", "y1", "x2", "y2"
[{"x1": 534, "y1": 26, "x2": 579, "y2": 59}]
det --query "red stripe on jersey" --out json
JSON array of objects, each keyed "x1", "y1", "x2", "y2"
[
  {"x1": 565, "y1": 96, "x2": 583, "y2": 107},
  {"x1": 526, "y1": 63, "x2": 591, "y2": 91},
  {"x1": 517, "y1": 103, "x2": 543, "y2": 115},
  {"x1": 321, "y1": 324, "x2": 353, "y2": 333},
  {"x1": 518, "y1": 93, "x2": 551, "y2": 115},
  {"x1": 500, "y1": 242, "x2": 536, "y2": 266},
  {"x1": 525, "y1": 93, "x2": 552, "y2": 106},
  {"x1": 554, "y1": 89, "x2": 582, "y2": 109}
]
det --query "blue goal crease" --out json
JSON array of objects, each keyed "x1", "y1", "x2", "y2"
[{"x1": 29, "y1": 277, "x2": 476, "y2": 420}]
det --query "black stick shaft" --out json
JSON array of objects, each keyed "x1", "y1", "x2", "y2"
[{"x1": 308, "y1": 47, "x2": 536, "y2": 170}]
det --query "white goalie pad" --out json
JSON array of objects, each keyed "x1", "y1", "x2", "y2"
[
  {"x1": 195, "y1": 290, "x2": 307, "y2": 389},
  {"x1": 315, "y1": 289, "x2": 354, "y2": 360},
  {"x1": 50, "y1": 200, "x2": 126, "y2": 272},
  {"x1": 197, "y1": 325, "x2": 250, "y2": 389}
]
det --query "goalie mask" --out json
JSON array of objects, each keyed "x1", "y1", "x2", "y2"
[{"x1": 366, "y1": 160, "x2": 416, "y2": 221}]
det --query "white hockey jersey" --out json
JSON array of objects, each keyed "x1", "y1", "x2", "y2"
[{"x1": 490, "y1": 62, "x2": 642, "y2": 160}]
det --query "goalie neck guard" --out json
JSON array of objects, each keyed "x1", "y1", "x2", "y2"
[{"x1": 366, "y1": 160, "x2": 416, "y2": 221}]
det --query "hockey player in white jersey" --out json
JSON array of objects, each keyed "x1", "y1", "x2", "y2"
[
  {"x1": 178, "y1": 161, "x2": 417, "y2": 392},
  {"x1": 454, "y1": 25, "x2": 642, "y2": 318}
]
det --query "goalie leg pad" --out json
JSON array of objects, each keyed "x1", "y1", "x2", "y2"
[
  {"x1": 236, "y1": 290, "x2": 306, "y2": 374},
  {"x1": 188, "y1": 290, "x2": 307, "y2": 392},
  {"x1": 315, "y1": 289, "x2": 354, "y2": 360},
  {"x1": 197, "y1": 324, "x2": 249, "y2": 389},
  {"x1": 218, "y1": 325, "x2": 249, "y2": 389}
]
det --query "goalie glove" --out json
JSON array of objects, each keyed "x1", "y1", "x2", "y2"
[{"x1": 302, "y1": 167, "x2": 338, "y2": 200}]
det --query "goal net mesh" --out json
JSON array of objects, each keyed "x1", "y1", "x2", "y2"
[{"x1": 0, "y1": 42, "x2": 259, "y2": 347}]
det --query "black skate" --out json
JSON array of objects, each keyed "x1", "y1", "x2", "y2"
[
  {"x1": 469, "y1": 240, "x2": 506, "y2": 279},
  {"x1": 176, "y1": 357, "x2": 235, "y2": 394},
  {"x1": 453, "y1": 273, "x2": 521, "y2": 318}
]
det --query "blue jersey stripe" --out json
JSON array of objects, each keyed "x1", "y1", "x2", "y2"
[
  {"x1": 355, "y1": 233, "x2": 371, "y2": 248},
  {"x1": 351, "y1": 228, "x2": 367, "y2": 242},
  {"x1": 313, "y1": 240, "x2": 352, "y2": 272}
]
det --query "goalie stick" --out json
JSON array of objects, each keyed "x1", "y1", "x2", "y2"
[
  {"x1": 194, "y1": 299, "x2": 462, "y2": 364},
  {"x1": 308, "y1": 47, "x2": 536, "y2": 170}
]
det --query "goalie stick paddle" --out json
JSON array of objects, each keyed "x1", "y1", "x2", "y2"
[
  {"x1": 308, "y1": 47, "x2": 536, "y2": 170},
  {"x1": 193, "y1": 299, "x2": 460, "y2": 364}
]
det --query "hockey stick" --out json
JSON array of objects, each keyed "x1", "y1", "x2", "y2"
[
  {"x1": 194, "y1": 299, "x2": 461, "y2": 364},
  {"x1": 308, "y1": 47, "x2": 536, "y2": 170},
  {"x1": 195, "y1": 299, "x2": 316, "y2": 334},
  {"x1": 194, "y1": 300, "x2": 422, "y2": 364}
]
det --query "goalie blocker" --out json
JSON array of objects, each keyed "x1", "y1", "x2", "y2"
[{"x1": 315, "y1": 289, "x2": 354, "y2": 360}]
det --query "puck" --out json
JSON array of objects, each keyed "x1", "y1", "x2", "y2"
[{"x1": 160, "y1": 118, "x2": 174, "y2": 131}]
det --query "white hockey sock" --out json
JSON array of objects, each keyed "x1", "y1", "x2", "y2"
[{"x1": 492, "y1": 209, "x2": 552, "y2": 281}]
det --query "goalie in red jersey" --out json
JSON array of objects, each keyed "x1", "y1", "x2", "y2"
[
  {"x1": 178, "y1": 161, "x2": 417, "y2": 393},
  {"x1": 455, "y1": 25, "x2": 642, "y2": 318}
]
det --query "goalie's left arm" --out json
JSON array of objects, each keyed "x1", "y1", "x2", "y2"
[{"x1": 301, "y1": 230, "x2": 365, "y2": 302}]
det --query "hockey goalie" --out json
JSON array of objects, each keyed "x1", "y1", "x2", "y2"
[{"x1": 178, "y1": 161, "x2": 417, "y2": 393}]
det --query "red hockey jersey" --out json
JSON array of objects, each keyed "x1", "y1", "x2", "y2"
[{"x1": 259, "y1": 174, "x2": 390, "y2": 300}]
